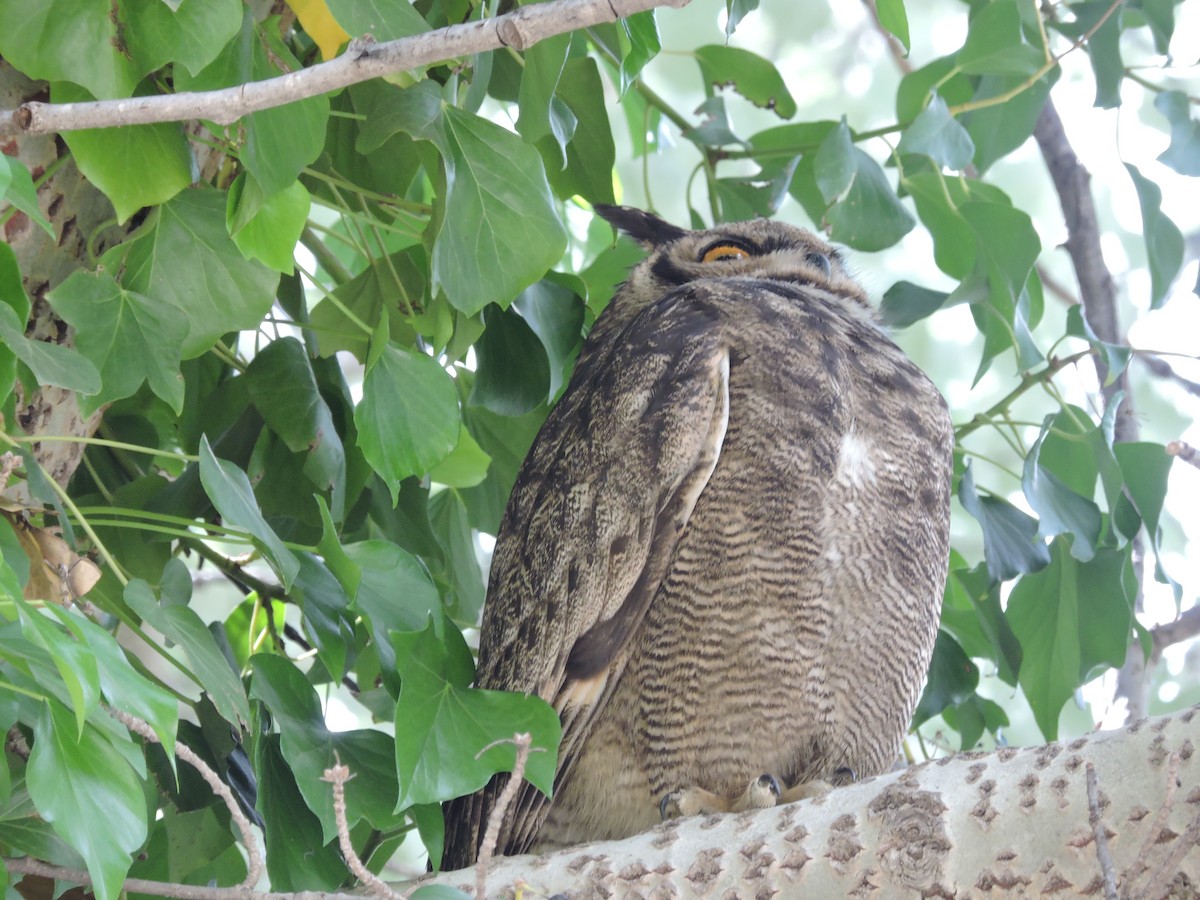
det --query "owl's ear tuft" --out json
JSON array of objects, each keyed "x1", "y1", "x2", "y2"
[{"x1": 594, "y1": 205, "x2": 687, "y2": 248}]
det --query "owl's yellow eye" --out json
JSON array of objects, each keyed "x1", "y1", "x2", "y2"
[{"x1": 700, "y1": 244, "x2": 751, "y2": 263}]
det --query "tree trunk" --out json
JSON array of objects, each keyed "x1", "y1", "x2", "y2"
[{"x1": 419, "y1": 706, "x2": 1199, "y2": 898}]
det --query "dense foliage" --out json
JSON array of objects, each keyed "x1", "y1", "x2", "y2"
[{"x1": 0, "y1": 0, "x2": 1196, "y2": 895}]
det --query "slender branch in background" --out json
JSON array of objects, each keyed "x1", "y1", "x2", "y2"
[
  {"x1": 1139, "y1": 355, "x2": 1200, "y2": 398},
  {"x1": 1151, "y1": 602, "x2": 1200, "y2": 656},
  {"x1": 0, "y1": 0, "x2": 692, "y2": 138}
]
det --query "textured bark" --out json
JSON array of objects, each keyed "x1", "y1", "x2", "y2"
[{"x1": 416, "y1": 706, "x2": 1199, "y2": 898}]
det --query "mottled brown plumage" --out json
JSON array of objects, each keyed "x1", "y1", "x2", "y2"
[{"x1": 441, "y1": 206, "x2": 953, "y2": 868}]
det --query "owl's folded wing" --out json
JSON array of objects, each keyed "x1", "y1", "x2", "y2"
[{"x1": 441, "y1": 286, "x2": 735, "y2": 867}]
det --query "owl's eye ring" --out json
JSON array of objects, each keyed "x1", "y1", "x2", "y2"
[{"x1": 699, "y1": 242, "x2": 752, "y2": 263}]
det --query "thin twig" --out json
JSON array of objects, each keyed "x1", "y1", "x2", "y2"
[
  {"x1": 1152, "y1": 604, "x2": 1200, "y2": 658},
  {"x1": 106, "y1": 707, "x2": 262, "y2": 889},
  {"x1": 1140, "y1": 356, "x2": 1200, "y2": 398},
  {"x1": 473, "y1": 733, "x2": 543, "y2": 900},
  {"x1": 321, "y1": 757, "x2": 401, "y2": 899},
  {"x1": 1167, "y1": 440, "x2": 1200, "y2": 471},
  {"x1": 1085, "y1": 763, "x2": 1118, "y2": 900},
  {"x1": 0, "y1": 0, "x2": 692, "y2": 138},
  {"x1": 2, "y1": 857, "x2": 269, "y2": 900}
]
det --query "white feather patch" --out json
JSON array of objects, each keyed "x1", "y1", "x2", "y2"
[{"x1": 835, "y1": 427, "x2": 876, "y2": 487}]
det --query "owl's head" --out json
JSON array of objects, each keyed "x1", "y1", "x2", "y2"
[{"x1": 594, "y1": 205, "x2": 869, "y2": 316}]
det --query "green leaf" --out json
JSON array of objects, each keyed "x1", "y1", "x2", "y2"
[
  {"x1": 1023, "y1": 414, "x2": 1102, "y2": 562},
  {"x1": 958, "y1": 462, "x2": 1050, "y2": 582},
  {"x1": 249, "y1": 655, "x2": 403, "y2": 843},
  {"x1": 957, "y1": 0, "x2": 1045, "y2": 76},
  {"x1": 0, "y1": 302, "x2": 101, "y2": 395},
  {"x1": 724, "y1": 0, "x2": 759, "y2": 37},
  {"x1": 940, "y1": 561, "x2": 1022, "y2": 685},
  {"x1": 961, "y1": 70, "x2": 1057, "y2": 173},
  {"x1": 875, "y1": 0, "x2": 910, "y2": 52},
  {"x1": 255, "y1": 736, "x2": 346, "y2": 891},
  {"x1": 1154, "y1": 91, "x2": 1200, "y2": 177},
  {"x1": 513, "y1": 278, "x2": 585, "y2": 399},
  {"x1": 291, "y1": 553, "x2": 354, "y2": 680},
  {"x1": 326, "y1": 0, "x2": 430, "y2": 40},
  {"x1": 0, "y1": 0, "x2": 240, "y2": 99},
  {"x1": 245, "y1": 337, "x2": 346, "y2": 518},
  {"x1": 123, "y1": 571, "x2": 250, "y2": 728},
  {"x1": 53, "y1": 85, "x2": 191, "y2": 223},
  {"x1": 879, "y1": 281, "x2": 948, "y2": 328},
  {"x1": 111, "y1": 188, "x2": 280, "y2": 358},
  {"x1": 228, "y1": 177, "x2": 311, "y2": 273},
  {"x1": 429, "y1": 427, "x2": 491, "y2": 489},
  {"x1": 913, "y1": 630, "x2": 978, "y2": 725},
  {"x1": 344, "y1": 540, "x2": 441, "y2": 684},
  {"x1": 1062, "y1": 1, "x2": 1123, "y2": 109},
  {"x1": 1114, "y1": 443, "x2": 1173, "y2": 542},
  {"x1": 28, "y1": 701, "x2": 147, "y2": 900},
  {"x1": 47, "y1": 269, "x2": 187, "y2": 414},
  {"x1": 392, "y1": 619, "x2": 561, "y2": 810},
  {"x1": 0, "y1": 156, "x2": 54, "y2": 238},
  {"x1": 540, "y1": 58, "x2": 616, "y2": 205},
  {"x1": 1007, "y1": 541, "x2": 1134, "y2": 740},
  {"x1": 813, "y1": 122, "x2": 914, "y2": 250},
  {"x1": 694, "y1": 46, "x2": 797, "y2": 119},
  {"x1": 897, "y1": 95, "x2": 974, "y2": 171},
  {"x1": 470, "y1": 305, "x2": 551, "y2": 416},
  {"x1": 355, "y1": 342, "x2": 460, "y2": 502},
  {"x1": 198, "y1": 436, "x2": 301, "y2": 589},
  {"x1": 432, "y1": 107, "x2": 568, "y2": 314},
  {"x1": 517, "y1": 33, "x2": 573, "y2": 162},
  {"x1": 17, "y1": 603, "x2": 101, "y2": 735},
  {"x1": 617, "y1": 11, "x2": 661, "y2": 95},
  {"x1": 428, "y1": 490, "x2": 485, "y2": 624},
  {"x1": 1125, "y1": 164, "x2": 1185, "y2": 309}
]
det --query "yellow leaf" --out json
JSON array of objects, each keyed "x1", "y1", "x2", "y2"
[{"x1": 289, "y1": 0, "x2": 351, "y2": 61}]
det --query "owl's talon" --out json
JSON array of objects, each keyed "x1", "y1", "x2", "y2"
[
  {"x1": 659, "y1": 791, "x2": 682, "y2": 820},
  {"x1": 832, "y1": 766, "x2": 858, "y2": 784}
]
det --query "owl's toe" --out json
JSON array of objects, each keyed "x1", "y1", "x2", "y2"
[
  {"x1": 659, "y1": 790, "x2": 682, "y2": 820},
  {"x1": 831, "y1": 766, "x2": 858, "y2": 785},
  {"x1": 742, "y1": 773, "x2": 782, "y2": 809}
]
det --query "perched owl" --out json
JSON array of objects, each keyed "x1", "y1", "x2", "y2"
[{"x1": 441, "y1": 206, "x2": 953, "y2": 869}]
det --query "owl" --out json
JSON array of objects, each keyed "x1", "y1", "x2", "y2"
[{"x1": 440, "y1": 205, "x2": 953, "y2": 869}]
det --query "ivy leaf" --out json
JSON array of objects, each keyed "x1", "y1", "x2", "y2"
[
  {"x1": 470, "y1": 305, "x2": 551, "y2": 416},
  {"x1": 1023, "y1": 414, "x2": 1102, "y2": 562},
  {"x1": 111, "y1": 188, "x2": 280, "y2": 359},
  {"x1": 897, "y1": 95, "x2": 974, "y2": 171},
  {"x1": 1154, "y1": 91, "x2": 1200, "y2": 176},
  {"x1": 245, "y1": 337, "x2": 346, "y2": 518},
  {"x1": 0, "y1": 0, "x2": 239, "y2": 99},
  {"x1": 958, "y1": 462, "x2": 1050, "y2": 583},
  {"x1": 1059, "y1": 1, "x2": 1123, "y2": 109},
  {"x1": 0, "y1": 302, "x2": 100, "y2": 396},
  {"x1": 875, "y1": 0, "x2": 910, "y2": 52},
  {"x1": 694, "y1": 46, "x2": 797, "y2": 118},
  {"x1": 1125, "y1": 164, "x2": 1185, "y2": 309},
  {"x1": 814, "y1": 122, "x2": 914, "y2": 250},
  {"x1": 249, "y1": 655, "x2": 403, "y2": 843},
  {"x1": 355, "y1": 342, "x2": 460, "y2": 502},
  {"x1": 957, "y1": 0, "x2": 1045, "y2": 77},
  {"x1": 724, "y1": 0, "x2": 759, "y2": 37},
  {"x1": 326, "y1": 0, "x2": 430, "y2": 41},
  {"x1": 228, "y1": 177, "x2": 311, "y2": 274},
  {"x1": 433, "y1": 106, "x2": 568, "y2": 314},
  {"x1": 123, "y1": 571, "x2": 251, "y2": 728},
  {"x1": 513, "y1": 278, "x2": 585, "y2": 399},
  {"x1": 198, "y1": 437, "x2": 301, "y2": 590},
  {"x1": 1007, "y1": 541, "x2": 1134, "y2": 741},
  {"x1": 47, "y1": 269, "x2": 188, "y2": 415},
  {"x1": 880, "y1": 281, "x2": 948, "y2": 328},
  {"x1": 913, "y1": 630, "x2": 979, "y2": 726},
  {"x1": 517, "y1": 33, "x2": 574, "y2": 165},
  {"x1": 53, "y1": 85, "x2": 192, "y2": 223},
  {"x1": 961, "y1": 70, "x2": 1058, "y2": 173},
  {"x1": 540, "y1": 58, "x2": 616, "y2": 205},
  {"x1": 617, "y1": 11, "x2": 661, "y2": 95},
  {"x1": 392, "y1": 619, "x2": 561, "y2": 810},
  {"x1": 0, "y1": 155, "x2": 54, "y2": 237},
  {"x1": 28, "y1": 700, "x2": 147, "y2": 900}
]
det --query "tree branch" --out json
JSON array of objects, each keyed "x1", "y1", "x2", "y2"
[
  {"x1": 0, "y1": 0, "x2": 692, "y2": 138},
  {"x1": 1152, "y1": 603, "x2": 1200, "y2": 656}
]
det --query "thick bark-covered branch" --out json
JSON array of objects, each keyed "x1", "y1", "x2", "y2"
[
  {"x1": 0, "y1": 0, "x2": 691, "y2": 138},
  {"x1": 414, "y1": 706, "x2": 1199, "y2": 898}
]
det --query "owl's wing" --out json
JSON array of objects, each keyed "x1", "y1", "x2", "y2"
[{"x1": 441, "y1": 289, "x2": 733, "y2": 869}]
